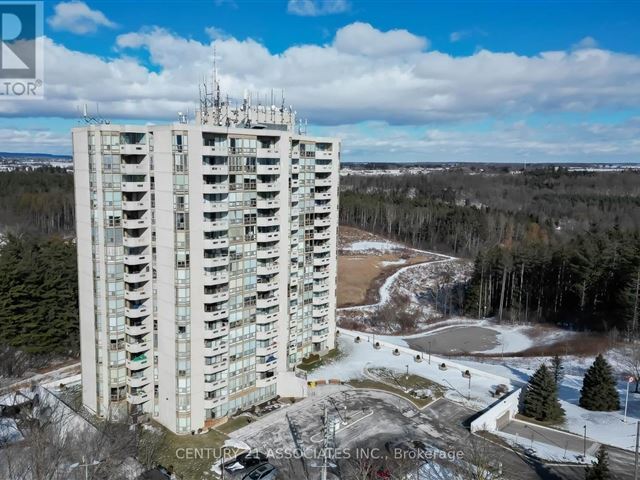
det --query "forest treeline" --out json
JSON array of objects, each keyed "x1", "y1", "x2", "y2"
[
  {"x1": 0, "y1": 234, "x2": 79, "y2": 355},
  {"x1": 0, "y1": 167, "x2": 75, "y2": 235},
  {"x1": 340, "y1": 168, "x2": 640, "y2": 332}
]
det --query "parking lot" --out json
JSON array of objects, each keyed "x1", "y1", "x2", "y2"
[{"x1": 229, "y1": 387, "x2": 544, "y2": 479}]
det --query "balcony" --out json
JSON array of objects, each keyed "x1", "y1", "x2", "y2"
[
  {"x1": 123, "y1": 235, "x2": 149, "y2": 249},
  {"x1": 126, "y1": 323, "x2": 149, "y2": 336},
  {"x1": 313, "y1": 294, "x2": 329, "y2": 305},
  {"x1": 257, "y1": 147, "x2": 280, "y2": 159},
  {"x1": 313, "y1": 256, "x2": 331, "y2": 267},
  {"x1": 203, "y1": 220, "x2": 229, "y2": 232},
  {"x1": 313, "y1": 307, "x2": 329, "y2": 318},
  {"x1": 257, "y1": 247, "x2": 279, "y2": 260},
  {"x1": 125, "y1": 305, "x2": 150, "y2": 319},
  {"x1": 204, "y1": 323, "x2": 229, "y2": 339},
  {"x1": 256, "y1": 311, "x2": 279, "y2": 324},
  {"x1": 257, "y1": 182, "x2": 279, "y2": 192},
  {"x1": 202, "y1": 145, "x2": 229, "y2": 156},
  {"x1": 121, "y1": 181, "x2": 149, "y2": 193},
  {"x1": 121, "y1": 162, "x2": 148, "y2": 175},
  {"x1": 314, "y1": 177, "x2": 332, "y2": 187},
  {"x1": 124, "y1": 269, "x2": 151, "y2": 283},
  {"x1": 257, "y1": 231, "x2": 279, "y2": 243},
  {"x1": 256, "y1": 375, "x2": 277, "y2": 388},
  {"x1": 314, "y1": 204, "x2": 331, "y2": 214},
  {"x1": 203, "y1": 272, "x2": 229, "y2": 286},
  {"x1": 314, "y1": 217, "x2": 331, "y2": 227},
  {"x1": 257, "y1": 216, "x2": 278, "y2": 228},
  {"x1": 124, "y1": 288, "x2": 150, "y2": 302},
  {"x1": 123, "y1": 217, "x2": 150, "y2": 229},
  {"x1": 204, "y1": 309, "x2": 228, "y2": 322},
  {"x1": 256, "y1": 343, "x2": 278, "y2": 357},
  {"x1": 203, "y1": 184, "x2": 228, "y2": 195},
  {"x1": 204, "y1": 361, "x2": 228, "y2": 375},
  {"x1": 315, "y1": 151, "x2": 334, "y2": 161},
  {"x1": 123, "y1": 254, "x2": 151, "y2": 266},
  {"x1": 204, "y1": 343, "x2": 229, "y2": 356},
  {"x1": 257, "y1": 278, "x2": 278, "y2": 292},
  {"x1": 312, "y1": 320, "x2": 329, "y2": 330},
  {"x1": 313, "y1": 244, "x2": 330, "y2": 254},
  {"x1": 315, "y1": 163, "x2": 333, "y2": 173},
  {"x1": 203, "y1": 201, "x2": 227, "y2": 213},
  {"x1": 204, "y1": 238, "x2": 229, "y2": 250},
  {"x1": 122, "y1": 198, "x2": 150, "y2": 211},
  {"x1": 127, "y1": 391, "x2": 150, "y2": 405},
  {"x1": 257, "y1": 164, "x2": 280, "y2": 175},
  {"x1": 314, "y1": 230, "x2": 330, "y2": 240},
  {"x1": 126, "y1": 340, "x2": 150, "y2": 354},
  {"x1": 203, "y1": 164, "x2": 229, "y2": 175},
  {"x1": 257, "y1": 263, "x2": 279, "y2": 275},
  {"x1": 256, "y1": 296, "x2": 279, "y2": 309},
  {"x1": 204, "y1": 290, "x2": 230, "y2": 304},
  {"x1": 257, "y1": 198, "x2": 280, "y2": 209},
  {"x1": 204, "y1": 378, "x2": 227, "y2": 391},
  {"x1": 127, "y1": 375, "x2": 150, "y2": 388},
  {"x1": 256, "y1": 358, "x2": 277, "y2": 372},
  {"x1": 204, "y1": 396, "x2": 227, "y2": 409},
  {"x1": 120, "y1": 144, "x2": 148, "y2": 155},
  {"x1": 256, "y1": 328, "x2": 278, "y2": 341},
  {"x1": 291, "y1": 164, "x2": 300, "y2": 174},
  {"x1": 312, "y1": 333, "x2": 330, "y2": 343},
  {"x1": 315, "y1": 191, "x2": 331, "y2": 201},
  {"x1": 126, "y1": 357, "x2": 150, "y2": 370},
  {"x1": 203, "y1": 256, "x2": 228, "y2": 269}
]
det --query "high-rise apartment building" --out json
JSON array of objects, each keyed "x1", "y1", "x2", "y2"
[{"x1": 72, "y1": 98, "x2": 339, "y2": 434}]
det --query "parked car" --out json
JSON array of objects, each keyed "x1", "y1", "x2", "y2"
[{"x1": 242, "y1": 463, "x2": 277, "y2": 480}]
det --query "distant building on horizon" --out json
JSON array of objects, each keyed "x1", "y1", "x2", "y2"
[{"x1": 71, "y1": 90, "x2": 339, "y2": 433}]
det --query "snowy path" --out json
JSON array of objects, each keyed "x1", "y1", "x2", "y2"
[{"x1": 338, "y1": 248, "x2": 457, "y2": 313}]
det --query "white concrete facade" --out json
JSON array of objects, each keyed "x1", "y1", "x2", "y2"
[{"x1": 73, "y1": 122, "x2": 339, "y2": 434}]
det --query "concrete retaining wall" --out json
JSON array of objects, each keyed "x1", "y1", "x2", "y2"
[{"x1": 470, "y1": 388, "x2": 521, "y2": 433}]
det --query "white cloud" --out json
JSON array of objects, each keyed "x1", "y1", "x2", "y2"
[
  {"x1": 2, "y1": 22, "x2": 640, "y2": 162},
  {"x1": 47, "y1": 1, "x2": 117, "y2": 35},
  {"x1": 334, "y1": 22, "x2": 429, "y2": 56},
  {"x1": 572, "y1": 36, "x2": 599, "y2": 50},
  {"x1": 287, "y1": 0, "x2": 350, "y2": 16},
  {"x1": 450, "y1": 28, "x2": 487, "y2": 43}
]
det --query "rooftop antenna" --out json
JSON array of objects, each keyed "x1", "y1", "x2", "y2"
[{"x1": 80, "y1": 103, "x2": 109, "y2": 125}]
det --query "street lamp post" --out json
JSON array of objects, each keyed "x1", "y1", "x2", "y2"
[
  {"x1": 583, "y1": 425, "x2": 587, "y2": 458},
  {"x1": 428, "y1": 341, "x2": 431, "y2": 365},
  {"x1": 626, "y1": 376, "x2": 635, "y2": 423}
]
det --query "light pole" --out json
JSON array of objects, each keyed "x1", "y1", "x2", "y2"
[
  {"x1": 467, "y1": 373, "x2": 471, "y2": 400},
  {"x1": 583, "y1": 425, "x2": 587, "y2": 458},
  {"x1": 428, "y1": 341, "x2": 431, "y2": 365},
  {"x1": 626, "y1": 376, "x2": 635, "y2": 423},
  {"x1": 405, "y1": 364, "x2": 409, "y2": 380}
]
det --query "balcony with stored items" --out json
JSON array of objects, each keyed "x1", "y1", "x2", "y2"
[
  {"x1": 127, "y1": 388, "x2": 150, "y2": 405},
  {"x1": 256, "y1": 355, "x2": 278, "y2": 372},
  {"x1": 204, "y1": 302, "x2": 228, "y2": 321},
  {"x1": 314, "y1": 215, "x2": 331, "y2": 227},
  {"x1": 204, "y1": 339, "x2": 228, "y2": 356},
  {"x1": 204, "y1": 321, "x2": 229, "y2": 339},
  {"x1": 203, "y1": 156, "x2": 229, "y2": 175},
  {"x1": 125, "y1": 300, "x2": 151, "y2": 319},
  {"x1": 125, "y1": 334, "x2": 150, "y2": 354},
  {"x1": 257, "y1": 275, "x2": 279, "y2": 292},
  {"x1": 256, "y1": 373, "x2": 277, "y2": 389},
  {"x1": 126, "y1": 352, "x2": 150, "y2": 371},
  {"x1": 126, "y1": 321, "x2": 149, "y2": 337},
  {"x1": 203, "y1": 133, "x2": 228, "y2": 156},
  {"x1": 257, "y1": 293, "x2": 279, "y2": 309}
]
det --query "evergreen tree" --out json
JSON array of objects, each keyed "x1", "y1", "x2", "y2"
[
  {"x1": 551, "y1": 354, "x2": 564, "y2": 386},
  {"x1": 585, "y1": 445, "x2": 610, "y2": 480},
  {"x1": 521, "y1": 364, "x2": 565, "y2": 422},
  {"x1": 580, "y1": 354, "x2": 620, "y2": 412}
]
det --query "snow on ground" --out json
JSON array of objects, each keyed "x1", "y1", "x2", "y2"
[
  {"x1": 380, "y1": 258, "x2": 407, "y2": 267},
  {"x1": 310, "y1": 335, "x2": 510, "y2": 410},
  {"x1": 457, "y1": 354, "x2": 640, "y2": 451},
  {"x1": 342, "y1": 240, "x2": 405, "y2": 252},
  {"x1": 494, "y1": 431, "x2": 596, "y2": 464}
]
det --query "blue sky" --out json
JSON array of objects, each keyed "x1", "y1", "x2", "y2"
[{"x1": 1, "y1": 0, "x2": 640, "y2": 162}]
